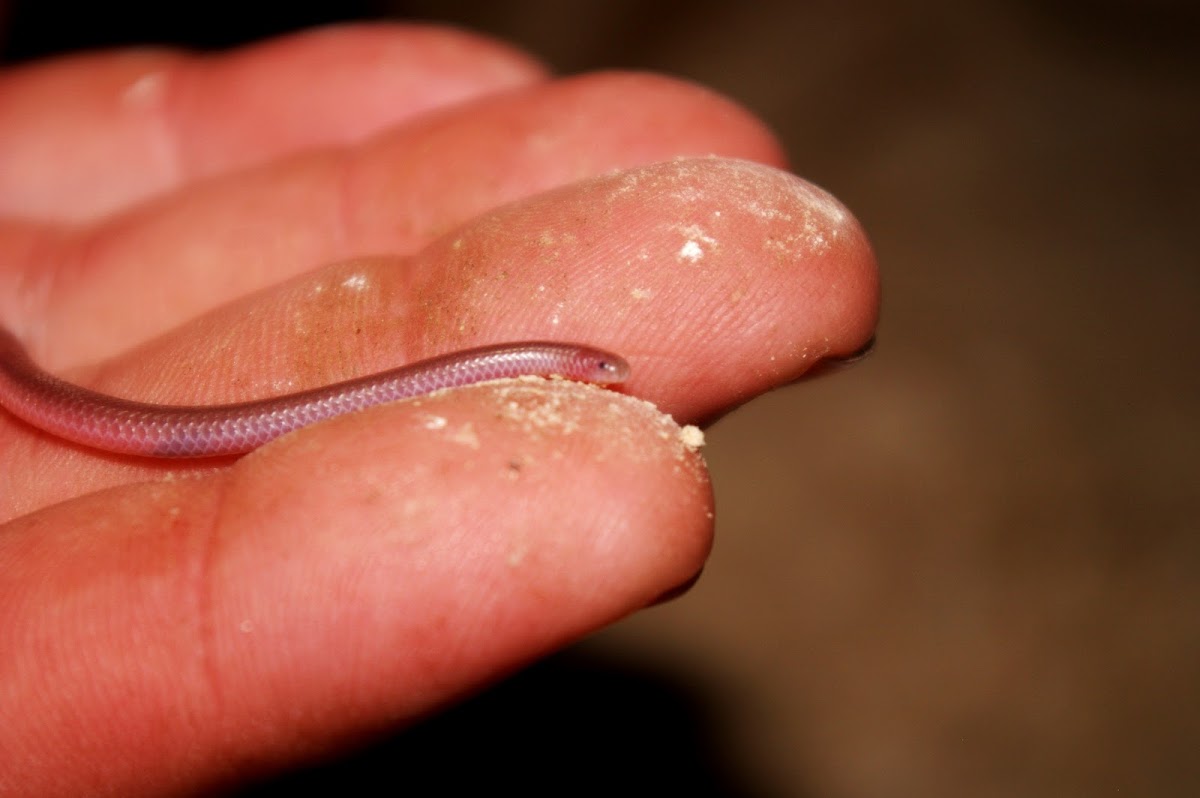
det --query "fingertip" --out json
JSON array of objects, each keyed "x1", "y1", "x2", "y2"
[
  {"x1": 397, "y1": 156, "x2": 879, "y2": 417},
  {"x1": 226, "y1": 379, "x2": 714, "y2": 613},
  {"x1": 195, "y1": 379, "x2": 712, "y2": 770}
]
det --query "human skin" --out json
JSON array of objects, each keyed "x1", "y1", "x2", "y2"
[{"x1": 0, "y1": 24, "x2": 879, "y2": 797}]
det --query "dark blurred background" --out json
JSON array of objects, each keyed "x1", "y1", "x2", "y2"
[{"x1": 4, "y1": 2, "x2": 1197, "y2": 796}]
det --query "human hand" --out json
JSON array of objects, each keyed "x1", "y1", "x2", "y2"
[{"x1": 0, "y1": 24, "x2": 878, "y2": 795}]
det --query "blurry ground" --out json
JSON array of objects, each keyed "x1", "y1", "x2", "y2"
[{"x1": 5, "y1": 2, "x2": 1198, "y2": 796}]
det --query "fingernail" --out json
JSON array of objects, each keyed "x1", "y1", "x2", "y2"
[
  {"x1": 645, "y1": 568, "x2": 705, "y2": 607},
  {"x1": 806, "y1": 334, "x2": 876, "y2": 378}
]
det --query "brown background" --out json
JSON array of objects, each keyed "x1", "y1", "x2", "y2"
[{"x1": 5, "y1": 2, "x2": 1198, "y2": 796}]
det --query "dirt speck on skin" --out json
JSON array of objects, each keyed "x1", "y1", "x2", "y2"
[
  {"x1": 404, "y1": 378, "x2": 705, "y2": 481},
  {"x1": 448, "y1": 422, "x2": 480, "y2": 449},
  {"x1": 418, "y1": 414, "x2": 448, "y2": 430},
  {"x1": 614, "y1": 157, "x2": 853, "y2": 262},
  {"x1": 485, "y1": 379, "x2": 708, "y2": 475},
  {"x1": 679, "y1": 425, "x2": 705, "y2": 450}
]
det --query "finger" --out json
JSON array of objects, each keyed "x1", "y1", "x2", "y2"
[
  {"x1": 0, "y1": 23, "x2": 547, "y2": 222},
  {"x1": 2, "y1": 158, "x2": 876, "y2": 517},
  {"x1": 4, "y1": 73, "x2": 786, "y2": 366},
  {"x1": 0, "y1": 380, "x2": 712, "y2": 796}
]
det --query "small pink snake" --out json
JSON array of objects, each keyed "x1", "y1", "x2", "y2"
[{"x1": 0, "y1": 327, "x2": 629, "y2": 458}]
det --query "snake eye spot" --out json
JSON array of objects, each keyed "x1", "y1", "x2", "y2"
[{"x1": 588, "y1": 353, "x2": 630, "y2": 383}]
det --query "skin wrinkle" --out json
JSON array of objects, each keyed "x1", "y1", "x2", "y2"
[
  {"x1": 329, "y1": 144, "x2": 359, "y2": 264},
  {"x1": 282, "y1": 266, "x2": 379, "y2": 391},
  {"x1": 191, "y1": 478, "x2": 230, "y2": 742}
]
